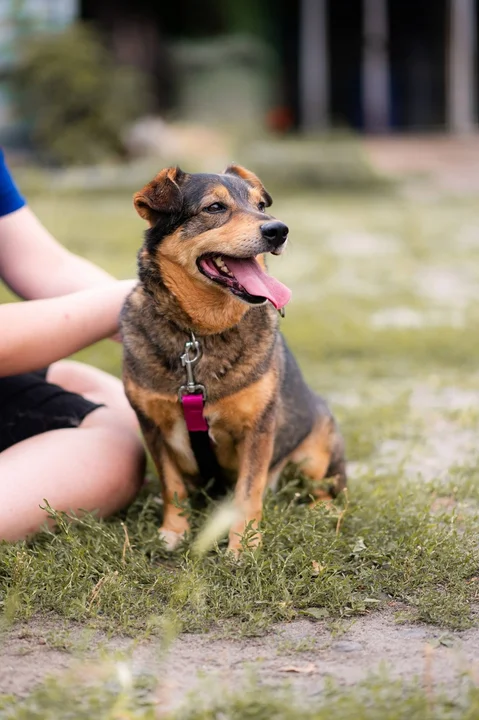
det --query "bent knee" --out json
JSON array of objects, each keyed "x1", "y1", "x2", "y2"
[
  {"x1": 82, "y1": 409, "x2": 146, "y2": 510},
  {"x1": 82, "y1": 405, "x2": 136, "y2": 434}
]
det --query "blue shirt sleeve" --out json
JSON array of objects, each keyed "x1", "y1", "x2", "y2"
[{"x1": 0, "y1": 148, "x2": 26, "y2": 217}]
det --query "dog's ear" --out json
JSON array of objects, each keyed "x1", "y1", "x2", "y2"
[
  {"x1": 133, "y1": 167, "x2": 185, "y2": 225},
  {"x1": 224, "y1": 163, "x2": 272, "y2": 207}
]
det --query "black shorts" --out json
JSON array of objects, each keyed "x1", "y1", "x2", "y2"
[{"x1": 0, "y1": 368, "x2": 102, "y2": 454}]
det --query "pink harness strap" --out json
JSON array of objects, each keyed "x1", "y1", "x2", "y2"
[
  {"x1": 181, "y1": 393, "x2": 208, "y2": 432},
  {"x1": 178, "y1": 335, "x2": 223, "y2": 483}
]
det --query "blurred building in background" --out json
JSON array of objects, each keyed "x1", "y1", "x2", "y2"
[
  {"x1": 0, "y1": 0, "x2": 478, "y2": 145},
  {"x1": 0, "y1": 0, "x2": 77, "y2": 137},
  {"x1": 80, "y1": 0, "x2": 479, "y2": 134},
  {"x1": 298, "y1": 0, "x2": 476, "y2": 134}
]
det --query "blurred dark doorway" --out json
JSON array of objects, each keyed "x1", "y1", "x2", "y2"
[
  {"x1": 81, "y1": 0, "x2": 454, "y2": 133},
  {"x1": 389, "y1": 0, "x2": 447, "y2": 130},
  {"x1": 327, "y1": 0, "x2": 447, "y2": 131},
  {"x1": 328, "y1": 0, "x2": 363, "y2": 129}
]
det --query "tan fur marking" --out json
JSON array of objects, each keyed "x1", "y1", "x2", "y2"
[
  {"x1": 201, "y1": 184, "x2": 234, "y2": 207},
  {"x1": 224, "y1": 164, "x2": 272, "y2": 207},
  {"x1": 227, "y1": 416, "x2": 275, "y2": 554},
  {"x1": 207, "y1": 369, "x2": 277, "y2": 432},
  {"x1": 160, "y1": 257, "x2": 248, "y2": 334},
  {"x1": 248, "y1": 187, "x2": 265, "y2": 206},
  {"x1": 124, "y1": 377, "x2": 177, "y2": 430},
  {"x1": 158, "y1": 446, "x2": 190, "y2": 540},
  {"x1": 168, "y1": 417, "x2": 198, "y2": 475},
  {"x1": 224, "y1": 164, "x2": 265, "y2": 192},
  {"x1": 290, "y1": 416, "x2": 336, "y2": 499},
  {"x1": 207, "y1": 419, "x2": 238, "y2": 473}
]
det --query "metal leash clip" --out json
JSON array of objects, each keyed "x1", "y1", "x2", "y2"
[{"x1": 178, "y1": 332, "x2": 206, "y2": 400}]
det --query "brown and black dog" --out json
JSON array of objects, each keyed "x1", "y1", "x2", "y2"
[{"x1": 121, "y1": 164, "x2": 346, "y2": 553}]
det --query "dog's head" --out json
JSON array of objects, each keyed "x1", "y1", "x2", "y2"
[{"x1": 134, "y1": 165, "x2": 291, "y2": 314}]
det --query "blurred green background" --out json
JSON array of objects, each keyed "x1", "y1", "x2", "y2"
[
  {"x1": 3, "y1": 175, "x2": 479, "y2": 472},
  {"x1": 2, "y1": 0, "x2": 479, "y2": 468}
]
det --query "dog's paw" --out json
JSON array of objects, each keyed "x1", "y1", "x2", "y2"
[
  {"x1": 158, "y1": 527, "x2": 184, "y2": 551},
  {"x1": 227, "y1": 529, "x2": 262, "y2": 557},
  {"x1": 226, "y1": 546, "x2": 241, "y2": 560}
]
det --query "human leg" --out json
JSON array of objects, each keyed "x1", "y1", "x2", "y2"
[{"x1": 0, "y1": 364, "x2": 145, "y2": 541}]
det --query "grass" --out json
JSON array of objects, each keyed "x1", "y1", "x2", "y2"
[
  {"x1": 2, "y1": 175, "x2": 479, "y2": 711},
  {"x1": 1, "y1": 466, "x2": 477, "y2": 635},
  {"x1": 2, "y1": 668, "x2": 479, "y2": 719},
  {"x1": 2, "y1": 185, "x2": 479, "y2": 633}
]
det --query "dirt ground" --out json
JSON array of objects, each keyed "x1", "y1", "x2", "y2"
[
  {"x1": 2, "y1": 610, "x2": 479, "y2": 710},
  {"x1": 365, "y1": 134, "x2": 479, "y2": 194}
]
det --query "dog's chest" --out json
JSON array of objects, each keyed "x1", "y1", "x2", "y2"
[
  {"x1": 205, "y1": 411, "x2": 239, "y2": 470},
  {"x1": 131, "y1": 303, "x2": 276, "y2": 401},
  {"x1": 166, "y1": 410, "x2": 239, "y2": 476}
]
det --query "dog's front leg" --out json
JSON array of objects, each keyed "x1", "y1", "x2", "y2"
[
  {"x1": 157, "y1": 444, "x2": 190, "y2": 550},
  {"x1": 139, "y1": 416, "x2": 190, "y2": 551},
  {"x1": 228, "y1": 408, "x2": 275, "y2": 555}
]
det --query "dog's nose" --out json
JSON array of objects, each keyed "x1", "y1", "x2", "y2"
[{"x1": 260, "y1": 221, "x2": 289, "y2": 249}]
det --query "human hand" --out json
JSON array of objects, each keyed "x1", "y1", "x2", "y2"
[{"x1": 110, "y1": 279, "x2": 137, "y2": 343}]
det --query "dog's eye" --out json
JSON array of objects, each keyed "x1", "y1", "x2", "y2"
[
  {"x1": 258, "y1": 201, "x2": 266, "y2": 212},
  {"x1": 204, "y1": 202, "x2": 226, "y2": 214}
]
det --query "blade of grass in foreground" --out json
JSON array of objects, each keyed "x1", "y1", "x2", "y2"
[{"x1": 1, "y1": 668, "x2": 479, "y2": 719}]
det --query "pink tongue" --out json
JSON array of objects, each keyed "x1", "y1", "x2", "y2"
[{"x1": 225, "y1": 257, "x2": 291, "y2": 310}]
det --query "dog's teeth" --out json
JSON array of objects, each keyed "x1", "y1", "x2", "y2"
[
  {"x1": 213, "y1": 257, "x2": 230, "y2": 273},
  {"x1": 211, "y1": 256, "x2": 234, "y2": 277}
]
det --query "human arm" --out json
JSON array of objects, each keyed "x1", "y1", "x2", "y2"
[
  {"x1": 0, "y1": 280, "x2": 134, "y2": 377},
  {"x1": 0, "y1": 149, "x2": 118, "y2": 299},
  {"x1": 0, "y1": 205, "x2": 117, "y2": 300}
]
